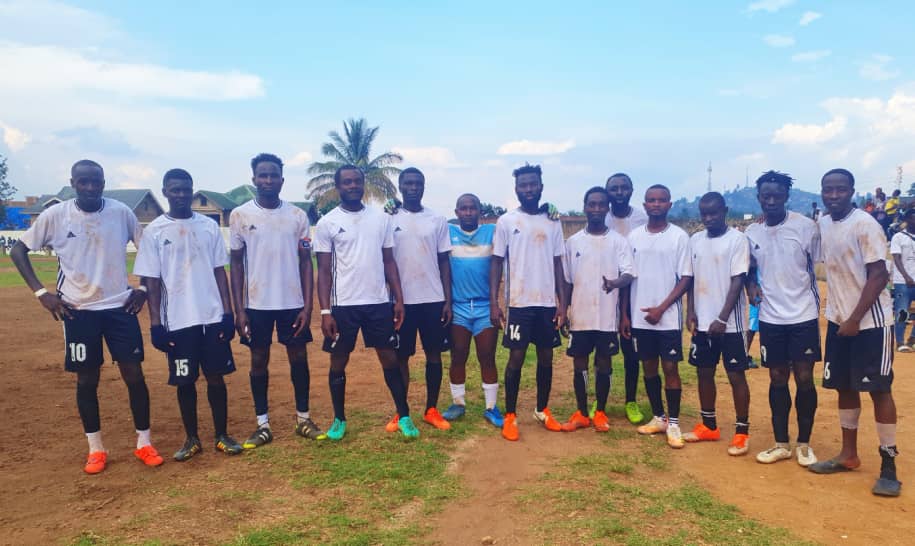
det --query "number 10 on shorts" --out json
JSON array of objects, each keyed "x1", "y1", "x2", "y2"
[{"x1": 68, "y1": 343, "x2": 87, "y2": 362}]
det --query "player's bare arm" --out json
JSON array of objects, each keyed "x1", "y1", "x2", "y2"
[
  {"x1": 686, "y1": 285, "x2": 698, "y2": 335},
  {"x1": 838, "y1": 260, "x2": 890, "y2": 337},
  {"x1": 553, "y1": 255, "x2": 568, "y2": 329},
  {"x1": 619, "y1": 285, "x2": 632, "y2": 339},
  {"x1": 293, "y1": 245, "x2": 314, "y2": 337},
  {"x1": 123, "y1": 284, "x2": 148, "y2": 315},
  {"x1": 892, "y1": 253, "x2": 915, "y2": 286},
  {"x1": 214, "y1": 266, "x2": 235, "y2": 341},
  {"x1": 603, "y1": 273, "x2": 633, "y2": 293},
  {"x1": 315, "y1": 251, "x2": 336, "y2": 340},
  {"x1": 438, "y1": 250, "x2": 453, "y2": 325},
  {"x1": 489, "y1": 255, "x2": 505, "y2": 329},
  {"x1": 10, "y1": 240, "x2": 73, "y2": 321},
  {"x1": 708, "y1": 274, "x2": 745, "y2": 337},
  {"x1": 230, "y1": 247, "x2": 250, "y2": 339},
  {"x1": 746, "y1": 256, "x2": 763, "y2": 304},
  {"x1": 643, "y1": 275, "x2": 692, "y2": 326},
  {"x1": 382, "y1": 247, "x2": 405, "y2": 330},
  {"x1": 143, "y1": 276, "x2": 173, "y2": 351}
]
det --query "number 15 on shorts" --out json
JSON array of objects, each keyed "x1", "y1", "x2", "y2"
[{"x1": 174, "y1": 358, "x2": 190, "y2": 377}]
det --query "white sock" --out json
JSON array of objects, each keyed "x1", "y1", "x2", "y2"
[
  {"x1": 257, "y1": 414, "x2": 270, "y2": 428},
  {"x1": 838, "y1": 408, "x2": 861, "y2": 430},
  {"x1": 87, "y1": 431, "x2": 105, "y2": 453},
  {"x1": 450, "y1": 383, "x2": 466, "y2": 406},
  {"x1": 876, "y1": 422, "x2": 897, "y2": 447},
  {"x1": 136, "y1": 429, "x2": 151, "y2": 449},
  {"x1": 482, "y1": 382, "x2": 499, "y2": 409},
  {"x1": 296, "y1": 411, "x2": 310, "y2": 423}
]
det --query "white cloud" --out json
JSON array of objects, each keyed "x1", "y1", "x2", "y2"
[
  {"x1": 496, "y1": 139, "x2": 575, "y2": 156},
  {"x1": 858, "y1": 54, "x2": 900, "y2": 82},
  {"x1": 483, "y1": 159, "x2": 506, "y2": 168},
  {"x1": 392, "y1": 146, "x2": 463, "y2": 168},
  {"x1": 117, "y1": 163, "x2": 155, "y2": 182},
  {"x1": 747, "y1": 0, "x2": 794, "y2": 13},
  {"x1": 799, "y1": 11, "x2": 822, "y2": 26},
  {"x1": 0, "y1": 43, "x2": 265, "y2": 100},
  {"x1": 862, "y1": 148, "x2": 884, "y2": 169},
  {"x1": 792, "y1": 50, "x2": 831, "y2": 63},
  {"x1": 772, "y1": 116, "x2": 847, "y2": 145},
  {"x1": 287, "y1": 151, "x2": 313, "y2": 167},
  {"x1": 0, "y1": 121, "x2": 31, "y2": 151},
  {"x1": 763, "y1": 34, "x2": 795, "y2": 48}
]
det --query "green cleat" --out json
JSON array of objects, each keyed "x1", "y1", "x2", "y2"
[
  {"x1": 326, "y1": 418, "x2": 347, "y2": 441},
  {"x1": 398, "y1": 415, "x2": 420, "y2": 439},
  {"x1": 625, "y1": 401, "x2": 644, "y2": 425}
]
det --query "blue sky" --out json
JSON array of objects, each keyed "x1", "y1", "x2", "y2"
[{"x1": 2, "y1": 0, "x2": 914, "y2": 213}]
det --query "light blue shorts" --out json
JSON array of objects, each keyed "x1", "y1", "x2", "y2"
[
  {"x1": 749, "y1": 304, "x2": 759, "y2": 332},
  {"x1": 452, "y1": 300, "x2": 494, "y2": 336}
]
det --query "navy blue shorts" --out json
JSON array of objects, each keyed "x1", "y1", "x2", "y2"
[
  {"x1": 165, "y1": 323, "x2": 236, "y2": 386},
  {"x1": 63, "y1": 308, "x2": 144, "y2": 371}
]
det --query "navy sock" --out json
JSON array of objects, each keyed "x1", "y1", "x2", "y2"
[
  {"x1": 701, "y1": 408, "x2": 717, "y2": 430},
  {"x1": 329, "y1": 370, "x2": 346, "y2": 421},
  {"x1": 249, "y1": 372, "x2": 269, "y2": 416},
  {"x1": 624, "y1": 355, "x2": 639, "y2": 403},
  {"x1": 207, "y1": 383, "x2": 228, "y2": 437},
  {"x1": 595, "y1": 369, "x2": 611, "y2": 412},
  {"x1": 505, "y1": 367, "x2": 521, "y2": 414},
  {"x1": 769, "y1": 384, "x2": 791, "y2": 443},
  {"x1": 665, "y1": 388, "x2": 682, "y2": 421},
  {"x1": 795, "y1": 386, "x2": 817, "y2": 443},
  {"x1": 425, "y1": 361, "x2": 443, "y2": 410},
  {"x1": 289, "y1": 360, "x2": 310, "y2": 413},
  {"x1": 76, "y1": 381, "x2": 101, "y2": 433},
  {"x1": 573, "y1": 369, "x2": 589, "y2": 414},
  {"x1": 644, "y1": 375, "x2": 664, "y2": 418},
  {"x1": 383, "y1": 368, "x2": 410, "y2": 417},
  {"x1": 736, "y1": 415, "x2": 750, "y2": 435},
  {"x1": 177, "y1": 383, "x2": 198, "y2": 438},
  {"x1": 535, "y1": 365, "x2": 552, "y2": 412}
]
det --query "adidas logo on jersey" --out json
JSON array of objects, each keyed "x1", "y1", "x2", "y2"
[
  {"x1": 249, "y1": 225, "x2": 257, "y2": 231},
  {"x1": 163, "y1": 239, "x2": 172, "y2": 245},
  {"x1": 338, "y1": 227, "x2": 346, "y2": 234},
  {"x1": 67, "y1": 231, "x2": 77, "y2": 238},
  {"x1": 513, "y1": 228, "x2": 521, "y2": 234},
  {"x1": 575, "y1": 251, "x2": 581, "y2": 257},
  {"x1": 394, "y1": 226, "x2": 403, "y2": 232}
]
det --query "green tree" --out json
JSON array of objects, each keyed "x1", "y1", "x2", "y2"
[
  {"x1": 306, "y1": 118, "x2": 402, "y2": 207},
  {"x1": 479, "y1": 202, "x2": 506, "y2": 218},
  {"x1": 0, "y1": 155, "x2": 17, "y2": 228}
]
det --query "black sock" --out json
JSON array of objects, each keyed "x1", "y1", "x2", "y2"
[
  {"x1": 795, "y1": 386, "x2": 817, "y2": 444},
  {"x1": 736, "y1": 415, "x2": 750, "y2": 435},
  {"x1": 701, "y1": 408, "x2": 717, "y2": 430},
  {"x1": 624, "y1": 355, "x2": 639, "y2": 403},
  {"x1": 425, "y1": 361, "x2": 443, "y2": 411},
  {"x1": 769, "y1": 384, "x2": 791, "y2": 443},
  {"x1": 573, "y1": 369, "x2": 588, "y2": 414},
  {"x1": 289, "y1": 360, "x2": 310, "y2": 414},
  {"x1": 383, "y1": 368, "x2": 410, "y2": 417},
  {"x1": 535, "y1": 365, "x2": 552, "y2": 412},
  {"x1": 505, "y1": 367, "x2": 521, "y2": 414},
  {"x1": 879, "y1": 446, "x2": 899, "y2": 481},
  {"x1": 595, "y1": 369, "x2": 611, "y2": 412},
  {"x1": 207, "y1": 383, "x2": 228, "y2": 437},
  {"x1": 177, "y1": 384, "x2": 198, "y2": 438},
  {"x1": 665, "y1": 388, "x2": 682, "y2": 421},
  {"x1": 644, "y1": 375, "x2": 664, "y2": 418},
  {"x1": 126, "y1": 380, "x2": 151, "y2": 431},
  {"x1": 329, "y1": 370, "x2": 346, "y2": 421},
  {"x1": 249, "y1": 372, "x2": 269, "y2": 416},
  {"x1": 76, "y1": 382, "x2": 101, "y2": 433}
]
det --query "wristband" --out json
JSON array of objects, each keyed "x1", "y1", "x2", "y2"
[
  {"x1": 135, "y1": 285, "x2": 148, "y2": 293},
  {"x1": 713, "y1": 317, "x2": 727, "y2": 326},
  {"x1": 320, "y1": 309, "x2": 332, "y2": 316},
  {"x1": 34, "y1": 288, "x2": 48, "y2": 298}
]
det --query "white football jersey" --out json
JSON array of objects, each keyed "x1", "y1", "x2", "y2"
[
  {"x1": 229, "y1": 200, "x2": 310, "y2": 311},
  {"x1": 627, "y1": 224, "x2": 691, "y2": 331},
  {"x1": 134, "y1": 213, "x2": 227, "y2": 331},
  {"x1": 745, "y1": 212, "x2": 820, "y2": 325},
  {"x1": 313, "y1": 205, "x2": 394, "y2": 307},
  {"x1": 563, "y1": 228, "x2": 634, "y2": 332},
  {"x1": 889, "y1": 231, "x2": 915, "y2": 285},
  {"x1": 21, "y1": 198, "x2": 141, "y2": 311},
  {"x1": 819, "y1": 209, "x2": 893, "y2": 329},
  {"x1": 391, "y1": 207, "x2": 452, "y2": 305},
  {"x1": 605, "y1": 205, "x2": 649, "y2": 237},
  {"x1": 492, "y1": 208, "x2": 565, "y2": 308},
  {"x1": 689, "y1": 227, "x2": 750, "y2": 333}
]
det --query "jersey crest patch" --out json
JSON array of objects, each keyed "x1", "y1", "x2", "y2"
[{"x1": 300, "y1": 237, "x2": 312, "y2": 249}]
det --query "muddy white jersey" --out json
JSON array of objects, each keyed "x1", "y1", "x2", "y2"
[
  {"x1": 391, "y1": 207, "x2": 451, "y2": 305},
  {"x1": 819, "y1": 209, "x2": 893, "y2": 329},
  {"x1": 745, "y1": 212, "x2": 820, "y2": 325},
  {"x1": 890, "y1": 231, "x2": 915, "y2": 285},
  {"x1": 313, "y1": 205, "x2": 394, "y2": 306},
  {"x1": 492, "y1": 208, "x2": 565, "y2": 308},
  {"x1": 21, "y1": 198, "x2": 141, "y2": 311},
  {"x1": 605, "y1": 205, "x2": 649, "y2": 237},
  {"x1": 563, "y1": 228, "x2": 634, "y2": 332},
  {"x1": 627, "y1": 224, "x2": 691, "y2": 331},
  {"x1": 134, "y1": 213, "x2": 227, "y2": 331},
  {"x1": 229, "y1": 200, "x2": 310, "y2": 311},
  {"x1": 689, "y1": 228, "x2": 750, "y2": 333}
]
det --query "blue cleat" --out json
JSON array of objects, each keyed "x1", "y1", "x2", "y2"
[
  {"x1": 442, "y1": 404, "x2": 466, "y2": 421},
  {"x1": 483, "y1": 406, "x2": 505, "y2": 427}
]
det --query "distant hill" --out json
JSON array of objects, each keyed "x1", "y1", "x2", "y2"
[{"x1": 669, "y1": 186, "x2": 820, "y2": 220}]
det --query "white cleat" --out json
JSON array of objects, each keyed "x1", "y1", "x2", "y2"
[
  {"x1": 756, "y1": 443, "x2": 792, "y2": 464},
  {"x1": 795, "y1": 443, "x2": 818, "y2": 467}
]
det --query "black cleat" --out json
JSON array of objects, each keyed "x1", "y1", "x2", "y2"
[
  {"x1": 242, "y1": 426, "x2": 273, "y2": 449},
  {"x1": 174, "y1": 436, "x2": 202, "y2": 462},
  {"x1": 215, "y1": 434, "x2": 243, "y2": 455},
  {"x1": 294, "y1": 417, "x2": 327, "y2": 440}
]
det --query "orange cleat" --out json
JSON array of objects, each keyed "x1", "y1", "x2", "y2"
[
  {"x1": 683, "y1": 423, "x2": 721, "y2": 443},
  {"x1": 134, "y1": 445, "x2": 164, "y2": 467},
  {"x1": 385, "y1": 414, "x2": 400, "y2": 433},
  {"x1": 84, "y1": 451, "x2": 107, "y2": 474},
  {"x1": 592, "y1": 410, "x2": 610, "y2": 432},
  {"x1": 502, "y1": 412, "x2": 519, "y2": 441},
  {"x1": 423, "y1": 407, "x2": 452, "y2": 430},
  {"x1": 727, "y1": 433, "x2": 750, "y2": 456},
  {"x1": 533, "y1": 408, "x2": 562, "y2": 432},
  {"x1": 560, "y1": 410, "x2": 591, "y2": 432}
]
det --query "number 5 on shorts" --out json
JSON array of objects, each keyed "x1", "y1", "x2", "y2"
[{"x1": 174, "y1": 358, "x2": 189, "y2": 377}]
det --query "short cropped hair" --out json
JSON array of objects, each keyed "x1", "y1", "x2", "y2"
[
  {"x1": 398, "y1": 167, "x2": 424, "y2": 183},
  {"x1": 512, "y1": 163, "x2": 542, "y2": 179},
  {"x1": 250, "y1": 153, "x2": 283, "y2": 173},
  {"x1": 822, "y1": 168, "x2": 855, "y2": 188},
  {"x1": 162, "y1": 168, "x2": 192, "y2": 186}
]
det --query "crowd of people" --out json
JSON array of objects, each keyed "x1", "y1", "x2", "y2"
[{"x1": 9, "y1": 156, "x2": 902, "y2": 499}]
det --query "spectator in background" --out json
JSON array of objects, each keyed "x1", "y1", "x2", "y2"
[
  {"x1": 884, "y1": 190, "x2": 901, "y2": 236},
  {"x1": 810, "y1": 202, "x2": 821, "y2": 222}
]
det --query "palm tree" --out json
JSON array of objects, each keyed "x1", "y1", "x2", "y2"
[{"x1": 306, "y1": 118, "x2": 403, "y2": 207}]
